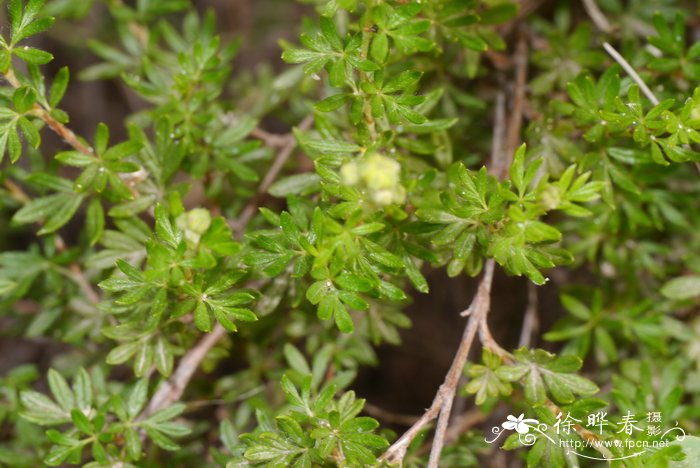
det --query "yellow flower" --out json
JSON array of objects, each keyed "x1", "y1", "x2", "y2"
[
  {"x1": 176, "y1": 208, "x2": 212, "y2": 247},
  {"x1": 340, "y1": 152, "x2": 406, "y2": 206}
]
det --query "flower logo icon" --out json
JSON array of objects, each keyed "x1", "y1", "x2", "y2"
[{"x1": 502, "y1": 414, "x2": 539, "y2": 434}]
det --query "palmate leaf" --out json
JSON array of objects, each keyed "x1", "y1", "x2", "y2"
[
  {"x1": 242, "y1": 377, "x2": 387, "y2": 466},
  {"x1": 12, "y1": 192, "x2": 85, "y2": 234},
  {"x1": 497, "y1": 348, "x2": 599, "y2": 406},
  {"x1": 464, "y1": 350, "x2": 513, "y2": 405},
  {"x1": 19, "y1": 368, "x2": 94, "y2": 426}
]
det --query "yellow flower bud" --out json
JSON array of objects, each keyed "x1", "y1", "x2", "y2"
[
  {"x1": 176, "y1": 208, "x2": 212, "y2": 248},
  {"x1": 360, "y1": 153, "x2": 401, "y2": 190},
  {"x1": 340, "y1": 160, "x2": 360, "y2": 186},
  {"x1": 340, "y1": 153, "x2": 406, "y2": 206}
]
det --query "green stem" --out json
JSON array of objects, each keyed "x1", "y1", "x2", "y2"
[{"x1": 360, "y1": 2, "x2": 377, "y2": 141}]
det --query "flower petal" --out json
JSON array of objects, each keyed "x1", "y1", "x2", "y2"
[{"x1": 503, "y1": 421, "x2": 517, "y2": 430}]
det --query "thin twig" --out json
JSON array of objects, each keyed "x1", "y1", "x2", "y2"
[
  {"x1": 582, "y1": 0, "x2": 613, "y2": 34},
  {"x1": 489, "y1": 91, "x2": 508, "y2": 179},
  {"x1": 428, "y1": 259, "x2": 495, "y2": 467},
  {"x1": 67, "y1": 264, "x2": 101, "y2": 304},
  {"x1": 383, "y1": 76, "x2": 523, "y2": 465},
  {"x1": 380, "y1": 260, "x2": 496, "y2": 466},
  {"x1": 140, "y1": 324, "x2": 228, "y2": 419},
  {"x1": 518, "y1": 282, "x2": 539, "y2": 348},
  {"x1": 505, "y1": 34, "x2": 529, "y2": 159},
  {"x1": 3, "y1": 70, "x2": 93, "y2": 155},
  {"x1": 363, "y1": 402, "x2": 421, "y2": 426},
  {"x1": 250, "y1": 127, "x2": 291, "y2": 147},
  {"x1": 546, "y1": 400, "x2": 614, "y2": 459},
  {"x1": 602, "y1": 42, "x2": 700, "y2": 173},
  {"x1": 231, "y1": 115, "x2": 314, "y2": 235},
  {"x1": 602, "y1": 42, "x2": 659, "y2": 105},
  {"x1": 417, "y1": 407, "x2": 489, "y2": 456}
]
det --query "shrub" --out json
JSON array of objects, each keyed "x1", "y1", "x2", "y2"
[{"x1": 1, "y1": 0, "x2": 699, "y2": 466}]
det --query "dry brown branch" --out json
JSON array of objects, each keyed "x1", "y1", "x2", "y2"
[
  {"x1": 380, "y1": 259, "x2": 496, "y2": 467},
  {"x1": 141, "y1": 324, "x2": 228, "y2": 418},
  {"x1": 363, "y1": 402, "x2": 421, "y2": 427},
  {"x1": 3, "y1": 70, "x2": 93, "y2": 155},
  {"x1": 505, "y1": 34, "x2": 529, "y2": 159},
  {"x1": 67, "y1": 264, "x2": 101, "y2": 304},
  {"x1": 250, "y1": 127, "x2": 292, "y2": 147},
  {"x1": 231, "y1": 115, "x2": 315, "y2": 235},
  {"x1": 546, "y1": 400, "x2": 614, "y2": 459},
  {"x1": 489, "y1": 91, "x2": 508, "y2": 179},
  {"x1": 518, "y1": 282, "x2": 539, "y2": 348},
  {"x1": 417, "y1": 407, "x2": 489, "y2": 456},
  {"x1": 383, "y1": 57, "x2": 533, "y2": 464}
]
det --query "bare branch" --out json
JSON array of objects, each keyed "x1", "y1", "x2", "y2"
[
  {"x1": 381, "y1": 259, "x2": 496, "y2": 466},
  {"x1": 489, "y1": 91, "x2": 508, "y2": 179},
  {"x1": 363, "y1": 402, "x2": 421, "y2": 426},
  {"x1": 141, "y1": 324, "x2": 227, "y2": 419},
  {"x1": 3, "y1": 70, "x2": 94, "y2": 155},
  {"x1": 250, "y1": 127, "x2": 293, "y2": 148},
  {"x1": 518, "y1": 282, "x2": 539, "y2": 348},
  {"x1": 427, "y1": 259, "x2": 495, "y2": 467},
  {"x1": 603, "y1": 42, "x2": 660, "y2": 105},
  {"x1": 417, "y1": 407, "x2": 490, "y2": 456},
  {"x1": 582, "y1": 0, "x2": 613, "y2": 34},
  {"x1": 546, "y1": 400, "x2": 614, "y2": 459},
  {"x1": 505, "y1": 34, "x2": 529, "y2": 159}
]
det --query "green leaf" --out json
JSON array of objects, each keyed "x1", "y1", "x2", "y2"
[
  {"x1": 370, "y1": 33, "x2": 389, "y2": 63},
  {"x1": 670, "y1": 436, "x2": 700, "y2": 467},
  {"x1": 108, "y1": 195, "x2": 157, "y2": 217},
  {"x1": 144, "y1": 428, "x2": 180, "y2": 451},
  {"x1": 334, "y1": 303, "x2": 354, "y2": 333},
  {"x1": 154, "y1": 337, "x2": 173, "y2": 377},
  {"x1": 315, "y1": 93, "x2": 351, "y2": 112},
  {"x1": 383, "y1": 70, "x2": 422, "y2": 93},
  {"x1": 85, "y1": 198, "x2": 104, "y2": 246},
  {"x1": 13, "y1": 46, "x2": 53, "y2": 64},
  {"x1": 8, "y1": 127, "x2": 22, "y2": 163},
  {"x1": 661, "y1": 276, "x2": 700, "y2": 300},
  {"x1": 268, "y1": 173, "x2": 320, "y2": 197},
  {"x1": 13, "y1": 86, "x2": 36, "y2": 114},
  {"x1": 20, "y1": 391, "x2": 69, "y2": 425},
  {"x1": 73, "y1": 368, "x2": 93, "y2": 411},
  {"x1": 283, "y1": 344, "x2": 311, "y2": 375},
  {"x1": 155, "y1": 204, "x2": 180, "y2": 247},
  {"x1": 39, "y1": 194, "x2": 84, "y2": 234},
  {"x1": 94, "y1": 122, "x2": 109, "y2": 154},
  {"x1": 194, "y1": 302, "x2": 212, "y2": 332},
  {"x1": 127, "y1": 379, "x2": 148, "y2": 419},
  {"x1": 125, "y1": 427, "x2": 142, "y2": 460},
  {"x1": 70, "y1": 408, "x2": 92, "y2": 433},
  {"x1": 106, "y1": 341, "x2": 141, "y2": 365},
  {"x1": 49, "y1": 67, "x2": 70, "y2": 107},
  {"x1": 134, "y1": 343, "x2": 153, "y2": 377},
  {"x1": 560, "y1": 294, "x2": 591, "y2": 320},
  {"x1": 47, "y1": 369, "x2": 75, "y2": 412},
  {"x1": 295, "y1": 131, "x2": 362, "y2": 154}
]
